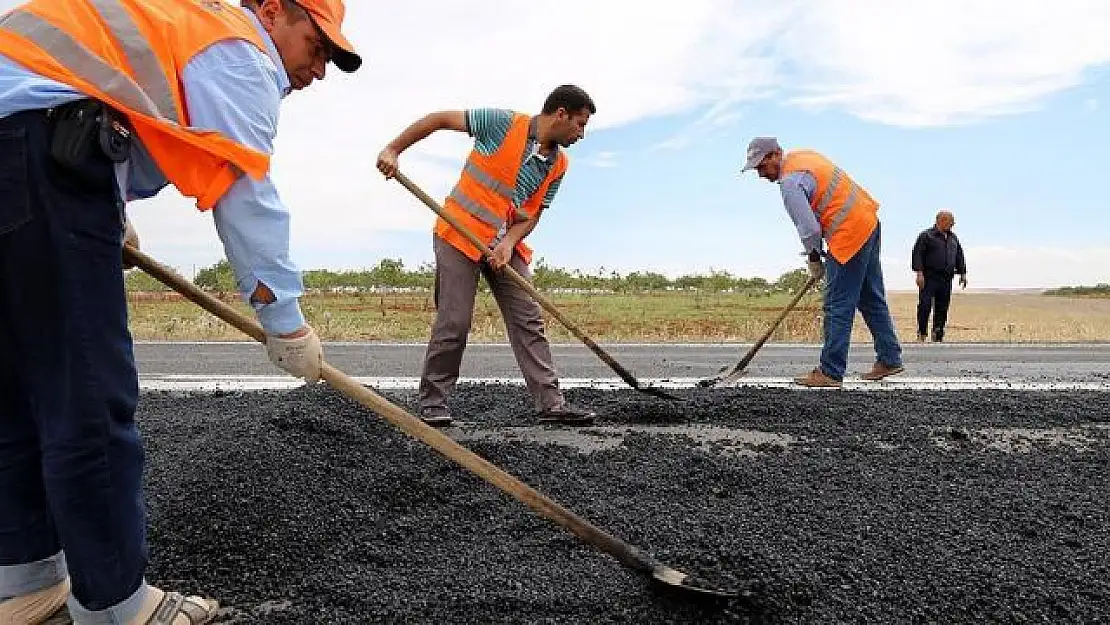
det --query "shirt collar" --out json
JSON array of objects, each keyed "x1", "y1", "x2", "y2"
[
  {"x1": 527, "y1": 116, "x2": 559, "y2": 160},
  {"x1": 242, "y1": 6, "x2": 292, "y2": 97}
]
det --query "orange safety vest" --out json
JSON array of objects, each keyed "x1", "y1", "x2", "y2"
[
  {"x1": 781, "y1": 149, "x2": 879, "y2": 264},
  {"x1": 0, "y1": 0, "x2": 272, "y2": 210},
  {"x1": 436, "y1": 113, "x2": 568, "y2": 265}
]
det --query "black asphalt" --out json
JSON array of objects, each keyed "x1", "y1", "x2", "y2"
[{"x1": 137, "y1": 383, "x2": 1110, "y2": 624}]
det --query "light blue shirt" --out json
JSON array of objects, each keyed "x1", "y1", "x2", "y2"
[
  {"x1": 779, "y1": 171, "x2": 823, "y2": 255},
  {"x1": 0, "y1": 7, "x2": 305, "y2": 334}
]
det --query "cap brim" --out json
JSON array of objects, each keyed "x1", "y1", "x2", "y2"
[{"x1": 306, "y1": 11, "x2": 362, "y2": 73}]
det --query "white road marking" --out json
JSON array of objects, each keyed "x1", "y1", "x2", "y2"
[{"x1": 138, "y1": 375, "x2": 1110, "y2": 392}]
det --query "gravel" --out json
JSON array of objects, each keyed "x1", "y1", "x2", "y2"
[{"x1": 137, "y1": 384, "x2": 1110, "y2": 624}]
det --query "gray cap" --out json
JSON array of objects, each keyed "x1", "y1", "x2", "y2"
[{"x1": 741, "y1": 136, "x2": 782, "y2": 172}]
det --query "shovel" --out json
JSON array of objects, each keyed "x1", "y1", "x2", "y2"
[
  {"x1": 390, "y1": 170, "x2": 683, "y2": 403},
  {"x1": 123, "y1": 244, "x2": 734, "y2": 600},
  {"x1": 698, "y1": 274, "x2": 818, "y2": 388}
]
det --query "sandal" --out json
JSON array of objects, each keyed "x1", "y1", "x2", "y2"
[
  {"x1": 0, "y1": 577, "x2": 71, "y2": 625},
  {"x1": 143, "y1": 592, "x2": 219, "y2": 625}
]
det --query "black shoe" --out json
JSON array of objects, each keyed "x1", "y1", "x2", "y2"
[
  {"x1": 419, "y1": 407, "x2": 454, "y2": 427},
  {"x1": 932, "y1": 331, "x2": 944, "y2": 343},
  {"x1": 537, "y1": 403, "x2": 597, "y2": 426}
]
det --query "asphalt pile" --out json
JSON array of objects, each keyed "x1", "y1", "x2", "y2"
[{"x1": 137, "y1": 385, "x2": 1110, "y2": 624}]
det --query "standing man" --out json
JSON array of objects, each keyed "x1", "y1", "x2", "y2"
[
  {"x1": 740, "y1": 137, "x2": 904, "y2": 388},
  {"x1": 0, "y1": 1, "x2": 360, "y2": 623},
  {"x1": 376, "y1": 85, "x2": 599, "y2": 427},
  {"x1": 912, "y1": 210, "x2": 968, "y2": 342}
]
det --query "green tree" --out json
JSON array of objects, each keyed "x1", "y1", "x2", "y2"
[
  {"x1": 194, "y1": 259, "x2": 237, "y2": 291},
  {"x1": 775, "y1": 267, "x2": 810, "y2": 292}
]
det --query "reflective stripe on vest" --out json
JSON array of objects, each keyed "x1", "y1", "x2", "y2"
[
  {"x1": 812, "y1": 165, "x2": 860, "y2": 240},
  {"x1": 0, "y1": 4, "x2": 178, "y2": 123},
  {"x1": 448, "y1": 160, "x2": 517, "y2": 231},
  {"x1": 448, "y1": 187, "x2": 504, "y2": 230}
]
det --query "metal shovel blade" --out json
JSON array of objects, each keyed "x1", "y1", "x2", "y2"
[
  {"x1": 696, "y1": 363, "x2": 747, "y2": 388},
  {"x1": 651, "y1": 566, "x2": 742, "y2": 600},
  {"x1": 635, "y1": 383, "x2": 687, "y2": 402}
]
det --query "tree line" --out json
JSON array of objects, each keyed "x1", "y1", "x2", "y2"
[
  {"x1": 125, "y1": 257, "x2": 813, "y2": 294},
  {"x1": 1044, "y1": 284, "x2": 1110, "y2": 297}
]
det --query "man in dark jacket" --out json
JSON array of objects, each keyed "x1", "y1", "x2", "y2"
[{"x1": 911, "y1": 210, "x2": 967, "y2": 342}]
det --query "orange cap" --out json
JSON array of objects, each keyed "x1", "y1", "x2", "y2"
[{"x1": 295, "y1": 0, "x2": 361, "y2": 72}]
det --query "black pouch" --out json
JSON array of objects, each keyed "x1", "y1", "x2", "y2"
[{"x1": 48, "y1": 99, "x2": 131, "y2": 189}]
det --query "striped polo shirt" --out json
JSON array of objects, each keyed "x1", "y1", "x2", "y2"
[{"x1": 465, "y1": 108, "x2": 564, "y2": 214}]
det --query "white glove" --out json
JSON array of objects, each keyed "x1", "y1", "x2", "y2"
[{"x1": 265, "y1": 326, "x2": 323, "y2": 383}]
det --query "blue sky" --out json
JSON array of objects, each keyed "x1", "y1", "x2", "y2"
[
  {"x1": 344, "y1": 68, "x2": 1110, "y2": 290},
  {"x1": 81, "y1": 0, "x2": 1109, "y2": 291}
]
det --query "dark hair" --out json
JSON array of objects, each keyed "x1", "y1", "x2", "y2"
[{"x1": 541, "y1": 85, "x2": 596, "y2": 116}]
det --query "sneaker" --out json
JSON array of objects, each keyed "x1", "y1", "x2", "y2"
[
  {"x1": 418, "y1": 407, "x2": 453, "y2": 427},
  {"x1": 861, "y1": 361, "x2": 905, "y2": 381},
  {"x1": 792, "y1": 368, "x2": 842, "y2": 388},
  {"x1": 917, "y1": 333, "x2": 927, "y2": 343},
  {"x1": 0, "y1": 577, "x2": 70, "y2": 625},
  {"x1": 537, "y1": 403, "x2": 596, "y2": 426}
]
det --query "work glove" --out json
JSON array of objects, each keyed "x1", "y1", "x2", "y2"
[
  {"x1": 265, "y1": 325, "x2": 323, "y2": 383},
  {"x1": 806, "y1": 251, "x2": 825, "y2": 281},
  {"x1": 122, "y1": 219, "x2": 139, "y2": 269},
  {"x1": 959, "y1": 274, "x2": 968, "y2": 289}
]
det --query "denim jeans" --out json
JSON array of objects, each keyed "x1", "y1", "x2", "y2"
[
  {"x1": 0, "y1": 108, "x2": 151, "y2": 620},
  {"x1": 819, "y1": 222, "x2": 903, "y2": 380}
]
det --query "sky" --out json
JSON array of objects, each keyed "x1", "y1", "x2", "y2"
[{"x1": 4, "y1": 0, "x2": 1110, "y2": 290}]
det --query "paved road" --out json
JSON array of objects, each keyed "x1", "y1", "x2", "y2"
[{"x1": 135, "y1": 341, "x2": 1110, "y2": 384}]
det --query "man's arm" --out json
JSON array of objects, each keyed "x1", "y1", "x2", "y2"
[
  {"x1": 955, "y1": 236, "x2": 967, "y2": 275},
  {"x1": 385, "y1": 111, "x2": 468, "y2": 153},
  {"x1": 911, "y1": 231, "x2": 927, "y2": 272},
  {"x1": 488, "y1": 173, "x2": 561, "y2": 270},
  {"x1": 779, "y1": 172, "x2": 822, "y2": 254},
  {"x1": 180, "y1": 38, "x2": 305, "y2": 337},
  {"x1": 505, "y1": 174, "x2": 561, "y2": 247},
  {"x1": 377, "y1": 108, "x2": 513, "y2": 178}
]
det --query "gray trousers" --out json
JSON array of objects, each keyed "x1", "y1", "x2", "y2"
[{"x1": 418, "y1": 234, "x2": 564, "y2": 412}]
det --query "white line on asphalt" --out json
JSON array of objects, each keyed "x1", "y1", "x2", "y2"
[{"x1": 137, "y1": 375, "x2": 1110, "y2": 392}]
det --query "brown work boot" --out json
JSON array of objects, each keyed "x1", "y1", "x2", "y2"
[
  {"x1": 792, "y1": 368, "x2": 842, "y2": 388},
  {"x1": 861, "y1": 361, "x2": 905, "y2": 381},
  {"x1": 129, "y1": 587, "x2": 219, "y2": 624},
  {"x1": 537, "y1": 402, "x2": 596, "y2": 426},
  {"x1": 0, "y1": 577, "x2": 70, "y2": 625}
]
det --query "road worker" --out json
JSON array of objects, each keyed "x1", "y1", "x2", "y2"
[
  {"x1": 912, "y1": 209, "x2": 968, "y2": 342},
  {"x1": 0, "y1": 0, "x2": 359, "y2": 622},
  {"x1": 741, "y1": 137, "x2": 905, "y2": 387},
  {"x1": 376, "y1": 85, "x2": 600, "y2": 427}
]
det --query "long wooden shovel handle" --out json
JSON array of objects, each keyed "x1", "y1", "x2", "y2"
[
  {"x1": 391, "y1": 171, "x2": 645, "y2": 391},
  {"x1": 123, "y1": 244, "x2": 664, "y2": 575},
  {"x1": 734, "y1": 274, "x2": 818, "y2": 371}
]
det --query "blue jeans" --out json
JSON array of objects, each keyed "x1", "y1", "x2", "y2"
[
  {"x1": 819, "y1": 223, "x2": 903, "y2": 380},
  {"x1": 0, "y1": 108, "x2": 151, "y2": 620}
]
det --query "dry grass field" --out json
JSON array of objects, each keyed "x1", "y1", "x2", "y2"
[{"x1": 124, "y1": 289, "x2": 1110, "y2": 343}]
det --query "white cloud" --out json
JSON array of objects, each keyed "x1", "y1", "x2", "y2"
[
  {"x1": 580, "y1": 151, "x2": 619, "y2": 169},
  {"x1": 2, "y1": 0, "x2": 1109, "y2": 285},
  {"x1": 772, "y1": 0, "x2": 1110, "y2": 126}
]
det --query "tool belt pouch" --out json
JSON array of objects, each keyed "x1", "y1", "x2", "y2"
[{"x1": 48, "y1": 99, "x2": 131, "y2": 190}]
